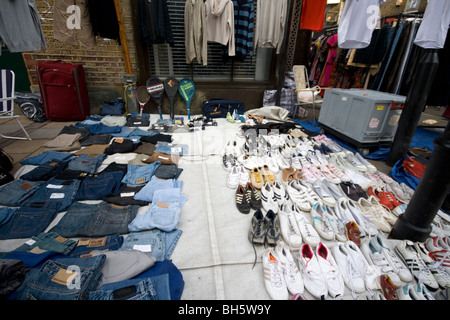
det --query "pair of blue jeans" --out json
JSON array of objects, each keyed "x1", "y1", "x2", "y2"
[
  {"x1": 66, "y1": 154, "x2": 107, "y2": 173},
  {"x1": 133, "y1": 175, "x2": 183, "y2": 202},
  {"x1": 20, "y1": 158, "x2": 72, "y2": 181},
  {"x1": 14, "y1": 254, "x2": 106, "y2": 300},
  {"x1": 120, "y1": 229, "x2": 182, "y2": 261},
  {"x1": 0, "y1": 201, "x2": 60, "y2": 240},
  {"x1": 121, "y1": 162, "x2": 161, "y2": 187},
  {"x1": 0, "y1": 179, "x2": 43, "y2": 207},
  {"x1": 155, "y1": 141, "x2": 188, "y2": 155},
  {"x1": 128, "y1": 188, "x2": 187, "y2": 232},
  {"x1": 76, "y1": 171, "x2": 124, "y2": 200},
  {"x1": 88, "y1": 274, "x2": 169, "y2": 300},
  {"x1": 75, "y1": 122, "x2": 122, "y2": 135},
  {"x1": 19, "y1": 151, "x2": 73, "y2": 165},
  {"x1": 23, "y1": 178, "x2": 81, "y2": 212},
  {"x1": 14, "y1": 232, "x2": 77, "y2": 255},
  {"x1": 50, "y1": 201, "x2": 139, "y2": 238},
  {"x1": 69, "y1": 234, "x2": 124, "y2": 257}
]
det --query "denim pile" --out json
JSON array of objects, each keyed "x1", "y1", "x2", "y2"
[{"x1": 0, "y1": 114, "x2": 188, "y2": 300}]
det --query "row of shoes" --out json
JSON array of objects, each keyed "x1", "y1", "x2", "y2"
[
  {"x1": 262, "y1": 241, "x2": 346, "y2": 300},
  {"x1": 395, "y1": 237, "x2": 450, "y2": 291}
]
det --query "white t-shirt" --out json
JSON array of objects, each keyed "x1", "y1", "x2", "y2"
[
  {"x1": 338, "y1": 0, "x2": 385, "y2": 49},
  {"x1": 414, "y1": 0, "x2": 450, "y2": 49}
]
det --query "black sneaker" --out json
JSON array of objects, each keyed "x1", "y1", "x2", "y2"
[
  {"x1": 246, "y1": 182, "x2": 261, "y2": 210},
  {"x1": 265, "y1": 210, "x2": 281, "y2": 246},
  {"x1": 248, "y1": 209, "x2": 266, "y2": 245},
  {"x1": 236, "y1": 184, "x2": 250, "y2": 214}
]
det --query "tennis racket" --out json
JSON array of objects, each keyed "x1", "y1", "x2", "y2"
[
  {"x1": 178, "y1": 78, "x2": 195, "y2": 120},
  {"x1": 146, "y1": 77, "x2": 165, "y2": 119},
  {"x1": 135, "y1": 85, "x2": 151, "y2": 116}
]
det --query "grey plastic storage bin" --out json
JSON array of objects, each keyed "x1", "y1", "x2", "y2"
[{"x1": 318, "y1": 88, "x2": 405, "y2": 152}]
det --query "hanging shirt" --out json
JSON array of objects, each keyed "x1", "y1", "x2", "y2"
[
  {"x1": 53, "y1": 0, "x2": 96, "y2": 47},
  {"x1": 205, "y1": 0, "x2": 236, "y2": 56},
  {"x1": 254, "y1": 0, "x2": 288, "y2": 54},
  {"x1": 232, "y1": 0, "x2": 255, "y2": 61},
  {"x1": 299, "y1": 0, "x2": 327, "y2": 32},
  {"x1": 338, "y1": 0, "x2": 386, "y2": 49},
  {"x1": 185, "y1": 0, "x2": 208, "y2": 65},
  {"x1": 414, "y1": 0, "x2": 450, "y2": 49},
  {"x1": 0, "y1": 0, "x2": 47, "y2": 52},
  {"x1": 138, "y1": 0, "x2": 174, "y2": 46}
]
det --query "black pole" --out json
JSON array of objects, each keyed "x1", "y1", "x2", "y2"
[
  {"x1": 389, "y1": 120, "x2": 450, "y2": 242},
  {"x1": 386, "y1": 48, "x2": 440, "y2": 166}
]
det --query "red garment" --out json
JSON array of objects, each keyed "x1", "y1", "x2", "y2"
[{"x1": 299, "y1": 0, "x2": 327, "y2": 32}]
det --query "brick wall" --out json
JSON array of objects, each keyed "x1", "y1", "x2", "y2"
[{"x1": 23, "y1": 0, "x2": 138, "y2": 92}]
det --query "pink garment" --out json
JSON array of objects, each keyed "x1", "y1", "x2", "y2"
[{"x1": 318, "y1": 34, "x2": 338, "y2": 87}]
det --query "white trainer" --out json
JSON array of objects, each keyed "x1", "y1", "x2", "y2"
[
  {"x1": 310, "y1": 202, "x2": 334, "y2": 240},
  {"x1": 298, "y1": 243, "x2": 328, "y2": 300},
  {"x1": 358, "y1": 197, "x2": 392, "y2": 233},
  {"x1": 291, "y1": 204, "x2": 321, "y2": 247},
  {"x1": 332, "y1": 242, "x2": 366, "y2": 294},
  {"x1": 227, "y1": 165, "x2": 240, "y2": 189},
  {"x1": 324, "y1": 206, "x2": 347, "y2": 242},
  {"x1": 263, "y1": 248, "x2": 289, "y2": 300},
  {"x1": 275, "y1": 241, "x2": 305, "y2": 295},
  {"x1": 312, "y1": 180, "x2": 336, "y2": 207},
  {"x1": 286, "y1": 180, "x2": 311, "y2": 212},
  {"x1": 396, "y1": 240, "x2": 439, "y2": 291},
  {"x1": 346, "y1": 240, "x2": 379, "y2": 291},
  {"x1": 316, "y1": 242, "x2": 345, "y2": 299},
  {"x1": 278, "y1": 204, "x2": 303, "y2": 249},
  {"x1": 261, "y1": 182, "x2": 279, "y2": 213}
]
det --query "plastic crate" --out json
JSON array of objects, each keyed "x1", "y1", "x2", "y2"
[{"x1": 318, "y1": 89, "x2": 405, "y2": 150}]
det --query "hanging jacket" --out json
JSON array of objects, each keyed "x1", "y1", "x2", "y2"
[
  {"x1": 233, "y1": 0, "x2": 255, "y2": 61},
  {"x1": 254, "y1": 0, "x2": 288, "y2": 54},
  {"x1": 185, "y1": 0, "x2": 208, "y2": 65},
  {"x1": 205, "y1": 0, "x2": 236, "y2": 56},
  {"x1": 138, "y1": 0, "x2": 174, "y2": 46}
]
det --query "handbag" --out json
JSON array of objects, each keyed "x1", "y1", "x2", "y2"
[
  {"x1": 202, "y1": 99, "x2": 244, "y2": 118},
  {"x1": 101, "y1": 98, "x2": 125, "y2": 116}
]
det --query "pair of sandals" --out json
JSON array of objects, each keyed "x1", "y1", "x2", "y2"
[
  {"x1": 282, "y1": 167, "x2": 302, "y2": 184},
  {"x1": 250, "y1": 165, "x2": 276, "y2": 189}
]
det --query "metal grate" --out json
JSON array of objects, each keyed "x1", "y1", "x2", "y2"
[{"x1": 148, "y1": 0, "x2": 260, "y2": 82}]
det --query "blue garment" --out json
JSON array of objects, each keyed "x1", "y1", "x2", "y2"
[
  {"x1": 155, "y1": 142, "x2": 188, "y2": 156},
  {"x1": 76, "y1": 171, "x2": 124, "y2": 200},
  {"x1": 0, "y1": 201, "x2": 60, "y2": 240},
  {"x1": 128, "y1": 188, "x2": 187, "y2": 232},
  {"x1": 14, "y1": 255, "x2": 106, "y2": 300},
  {"x1": 75, "y1": 122, "x2": 122, "y2": 134},
  {"x1": 69, "y1": 235, "x2": 124, "y2": 257},
  {"x1": 50, "y1": 201, "x2": 139, "y2": 238},
  {"x1": 120, "y1": 229, "x2": 182, "y2": 261},
  {"x1": 133, "y1": 260, "x2": 184, "y2": 300},
  {"x1": 0, "y1": 207, "x2": 17, "y2": 225},
  {"x1": 88, "y1": 275, "x2": 169, "y2": 300},
  {"x1": 134, "y1": 175, "x2": 183, "y2": 202},
  {"x1": 23, "y1": 178, "x2": 81, "y2": 212},
  {"x1": 66, "y1": 154, "x2": 107, "y2": 173},
  {"x1": 0, "y1": 179, "x2": 43, "y2": 207},
  {"x1": 19, "y1": 151, "x2": 73, "y2": 165},
  {"x1": 121, "y1": 162, "x2": 161, "y2": 187},
  {"x1": 14, "y1": 232, "x2": 77, "y2": 255}
]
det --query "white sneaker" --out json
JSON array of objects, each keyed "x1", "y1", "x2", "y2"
[
  {"x1": 263, "y1": 248, "x2": 289, "y2": 300},
  {"x1": 318, "y1": 164, "x2": 341, "y2": 184},
  {"x1": 346, "y1": 153, "x2": 367, "y2": 172},
  {"x1": 272, "y1": 181, "x2": 289, "y2": 207},
  {"x1": 278, "y1": 204, "x2": 303, "y2": 249},
  {"x1": 260, "y1": 182, "x2": 278, "y2": 213},
  {"x1": 306, "y1": 150, "x2": 321, "y2": 167},
  {"x1": 396, "y1": 240, "x2": 439, "y2": 291},
  {"x1": 414, "y1": 241, "x2": 450, "y2": 289},
  {"x1": 332, "y1": 242, "x2": 366, "y2": 294},
  {"x1": 367, "y1": 196, "x2": 398, "y2": 226},
  {"x1": 237, "y1": 164, "x2": 250, "y2": 186},
  {"x1": 286, "y1": 180, "x2": 311, "y2": 212},
  {"x1": 328, "y1": 162, "x2": 350, "y2": 182},
  {"x1": 346, "y1": 199, "x2": 379, "y2": 236},
  {"x1": 314, "y1": 149, "x2": 329, "y2": 165},
  {"x1": 398, "y1": 283, "x2": 422, "y2": 300},
  {"x1": 227, "y1": 165, "x2": 240, "y2": 189},
  {"x1": 312, "y1": 180, "x2": 336, "y2": 207},
  {"x1": 298, "y1": 243, "x2": 328, "y2": 299},
  {"x1": 310, "y1": 202, "x2": 334, "y2": 240},
  {"x1": 354, "y1": 152, "x2": 377, "y2": 173},
  {"x1": 275, "y1": 241, "x2": 305, "y2": 295},
  {"x1": 415, "y1": 282, "x2": 436, "y2": 300},
  {"x1": 358, "y1": 197, "x2": 392, "y2": 233},
  {"x1": 324, "y1": 206, "x2": 347, "y2": 242},
  {"x1": 298, "y1": 179, "x2": 321, "y2": 206},
  {"x1": 316, "y1": 242, "x2": 345, "y2": 299},
  {"x1": 425, "y1": 236, "x2": 450, "y2": 273},
  {"x1": 291, "y1": 154, "x2": 303, "y2": 170},
  {"x1": 345, "y1": 240, "x2": 379, "y2": 291},
  {"x1": 361, "y1": 235, "x2": 402, "y2": 288},
  {"x1": 291, "y1": 204, "x2": 321, "y2": 247}
]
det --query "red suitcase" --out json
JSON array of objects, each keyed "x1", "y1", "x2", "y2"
[{"x1": 36, "y1": 61, "x2": 90, "y2": 121}]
